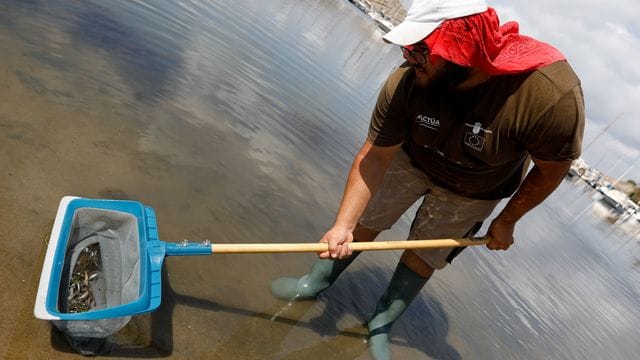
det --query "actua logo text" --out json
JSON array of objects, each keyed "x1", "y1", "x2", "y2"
[{"x1": 416, "y1": 115, "x2": 440, "y2": 131}]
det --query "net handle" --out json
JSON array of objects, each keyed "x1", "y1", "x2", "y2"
[{"x1": 209, "y1": 237, "x2": 489, "y2": 254}]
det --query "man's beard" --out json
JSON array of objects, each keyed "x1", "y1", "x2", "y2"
[{"x1": 413, "y1": 61, "x2": 472, "y2": 91}]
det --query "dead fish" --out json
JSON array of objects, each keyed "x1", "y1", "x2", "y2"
[
  {"x1": 78, "y1": 291, "x2": 90, "y2": 301},
  {"x1": 88, "y1": 272, "x2": 99, "y2": 281},
  {"x1": 67, "y1": 289, "x2": 76, "y2": 301}
]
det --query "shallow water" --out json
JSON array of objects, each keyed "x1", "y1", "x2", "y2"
[{"x1": 1, "y1": 0, "x2": 639, "y2": 359}]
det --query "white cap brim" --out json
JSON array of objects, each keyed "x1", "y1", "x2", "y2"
[{"x1": 382, "y1": 21, "x2": 442, "y2": 46}]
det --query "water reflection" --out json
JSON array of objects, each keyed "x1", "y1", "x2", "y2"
[{"x1": 70, "y1": 8, "x2": 185, "y2": 103}]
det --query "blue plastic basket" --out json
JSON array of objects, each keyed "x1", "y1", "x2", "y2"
[{"x1": 34, "y1": 196, "x2": 211, "y2": 321}]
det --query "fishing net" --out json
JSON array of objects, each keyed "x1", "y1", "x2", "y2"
[{"x1": 52, "y1": 208, "x2": 141, "y2": 353}]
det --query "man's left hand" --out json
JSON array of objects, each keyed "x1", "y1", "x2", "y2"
[{"x1": 486, "y1": 218, "x2": 515, "y2": 250}]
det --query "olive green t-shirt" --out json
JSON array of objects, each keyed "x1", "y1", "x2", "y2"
[{"x1": 367, "y1": 60, "x2": 585, "y2": 199}]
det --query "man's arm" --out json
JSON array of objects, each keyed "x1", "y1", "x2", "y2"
[
  {"x1": 486, "y1": 157, "x2": 572, "y2": 250},
  {"x1": 318, "y1": 140, "x2": 403, "y2": 259}
]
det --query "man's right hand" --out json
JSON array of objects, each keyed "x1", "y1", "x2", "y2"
[
  {"x1": 318, "y1": 226, "x2": 354, "y2": 259},
  {"x1": 316, "y1": 141, "x2": 401, "y2": 260}
]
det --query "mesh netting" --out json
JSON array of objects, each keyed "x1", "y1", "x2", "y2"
[{"x1": 52, "y1": 208, "x2": 141, "y2": 341}]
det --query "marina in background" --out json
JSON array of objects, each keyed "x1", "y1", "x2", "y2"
[
  {"x1": 568, "y1": 158, "x2": 640, "y2": 228},
  {"x1": 347, "y1": 0, "x2": 402, "y2": 32}
]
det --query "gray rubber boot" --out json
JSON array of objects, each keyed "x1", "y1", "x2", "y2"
[
  {"x1": 367, "y1": 261, "x2": 429, "y2": 360},
  {"x1": 270, "y1": 254, "x2": 360, "y2": 300}
]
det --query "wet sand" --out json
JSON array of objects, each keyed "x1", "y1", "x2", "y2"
[{"x1": 0, "y1": 1, "x2": 391, "y2": 358}]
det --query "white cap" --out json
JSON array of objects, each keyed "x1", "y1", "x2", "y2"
[{"x1": 383, "y1": 0, "x2": 488, "y2": 46}]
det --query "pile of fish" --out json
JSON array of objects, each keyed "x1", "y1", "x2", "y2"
[{"x1": 66, "y1": 243, "x2": 102, "y2": 313}]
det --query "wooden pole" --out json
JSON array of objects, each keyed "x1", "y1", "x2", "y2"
[{"x1": 210, "y1": 237, "x2": 489, "y2": 254}]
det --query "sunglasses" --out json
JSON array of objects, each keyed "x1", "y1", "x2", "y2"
[{"x1": 401, "y1": 42, "x2": 430, "y2": 64}]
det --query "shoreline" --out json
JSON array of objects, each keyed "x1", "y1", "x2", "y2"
[{"x1": 346, "y1": 0, "x2": 401, "y2": 32}]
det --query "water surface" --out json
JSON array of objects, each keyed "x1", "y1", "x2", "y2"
[{"x1": 1, "y1": 1, "x2": 639, "y2": 359}]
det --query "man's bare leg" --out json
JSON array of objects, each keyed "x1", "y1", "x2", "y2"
[{"x1": 400, "y1": 249, "x2": 434, "y2": 279}]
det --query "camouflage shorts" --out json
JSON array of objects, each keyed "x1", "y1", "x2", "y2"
[{"x1": 359, "y1": 150, "x2": 501, "y2": 269}]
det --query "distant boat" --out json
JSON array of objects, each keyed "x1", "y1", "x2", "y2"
[{"x1": 597, "y1": 186, "x2": 631, "y2": 213}]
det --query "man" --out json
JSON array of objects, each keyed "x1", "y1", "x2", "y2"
[{"x1": 271, "y1": 0, "x2": 585, "y2": 358}]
